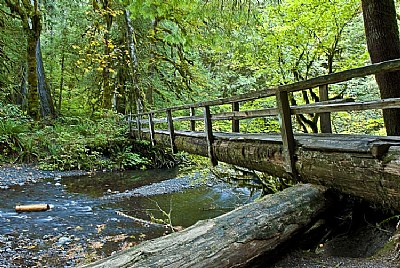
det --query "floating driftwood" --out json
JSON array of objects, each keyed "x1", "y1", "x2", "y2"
[
  {"x1": 83, "y1": 184, "x2": 329, "y2": 268},
  {"x1": 15, "y1": 204, "x2": 50, "y2": 213}
]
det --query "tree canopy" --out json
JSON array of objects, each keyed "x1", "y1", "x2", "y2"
[{"x1": 0, "y1": 0, "x2": 399, "y2": 134}]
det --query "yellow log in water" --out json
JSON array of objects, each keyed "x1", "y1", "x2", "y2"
[{"x1": 15, "y1": 204, "x2": 50, "y2": 212}]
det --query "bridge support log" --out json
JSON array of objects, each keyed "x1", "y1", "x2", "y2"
[
  {"x1": 83, "y1": 184, "x2": 328, "y2": 268},
  {"x1": 133, "y1": 130, "x2": 400, "y2": 210}
]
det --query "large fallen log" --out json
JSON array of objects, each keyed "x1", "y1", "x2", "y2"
[
  {"x1": 83, "y1": 184, "x2": 328, "y2": 268},
  {"x1": 134, "y1": 130, "x2": 400, "y2": 210}
]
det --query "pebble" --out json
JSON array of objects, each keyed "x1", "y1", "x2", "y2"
[{"x1": 57, "y1": 236, "x2": 71, "y2": 246}]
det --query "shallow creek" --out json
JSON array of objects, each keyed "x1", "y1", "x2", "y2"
[{"x1": 0, "y1": 168, "x2": 260, "y2": 267}]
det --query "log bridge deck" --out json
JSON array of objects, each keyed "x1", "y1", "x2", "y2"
[{"x1": 128, "y1": 59, "x2": 400, "y2": 211}]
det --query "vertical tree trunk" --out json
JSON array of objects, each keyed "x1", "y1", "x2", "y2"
[
  {"x1": 36, "y1": 40, "x2": 55, "y2": 118},
  {"x1": 26, "y1": 32, "x2": 40, "y2": 120},
  {"x1": 102, "y1": 33, "x2": 112, "y2": 109},
  {"x1": 5, "y1": 0, "x2": 43, "y2": 120},
  {"x1": 58, "y1": 48, "x2": 65, "y2": 115},
  {"x1": 125, "y1": 9, "x2": 143, "y2": 112},
  {"x1": 362, "y1": 0, "x2": 400, "y2": 136},
  {"x1": 101, "y1": 1, "x2": 113, "y2": 110}
]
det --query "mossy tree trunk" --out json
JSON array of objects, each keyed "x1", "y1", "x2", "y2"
[
  {"x1": 26, "y1": 29, "x2": 41, "y2": 120},
  {"x1": 92, "y1": 0, "x2": 114, "y2": 110},
  {"x1": 125, "y1": 9, "x2": 144, "y2": 113},
  {"x1": 5, "y1": 0, "x2": 44, "y2": 120}
]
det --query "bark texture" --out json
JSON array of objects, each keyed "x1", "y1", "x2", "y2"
[
  {"x1": 5, "y1": 0, "x2": 42, "y2": 120},
  {"x1": 362, "y1": 0, "x2": 400, "y2": 135},
  {"x1": 124, "y1": 9, "x2": 143, "y2": 113},
  {"x1": 36, "y1": 40, "x2": 55, "y2": 118},
  {"x1": 26, "y1": 28, "x2": 41, "y2": 120},
  {"x1": 83, "y1": 184, "x2": 328, "y2": 268}
]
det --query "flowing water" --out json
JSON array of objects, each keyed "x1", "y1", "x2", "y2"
[{"x1": 0, "y1": 168, "x2": 260, "y2": 267}]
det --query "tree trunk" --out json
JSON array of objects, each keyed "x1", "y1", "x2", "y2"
[
  {"x1": 362, "y1": 0, "x2": 400, "y2": 135},
  {"x1": 125, "y1": 9, "x2": 143, "y2": 112},
  {"x1": 26, "y1": 32, "x2": 40, "y2": 120},
  {"x1": 5, "y1": 0, "x2": 43, "y2": 120},
  {"x1": 101, "y1": 2, "x2": 113, "y2": 110},
  {"x1": 102, "y1": 36, "x2": 112, "y2": 109},
  {"x1": 36, "y1": 40, "x2": 55, "y2": 119},
  {"x1": 58, "y1": 48, "x2": 65, "y2": 115},
  {"x1": 83, "y1": 184, "x2": 329, "y2": 268}
]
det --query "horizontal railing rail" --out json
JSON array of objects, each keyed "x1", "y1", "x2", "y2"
[{"x1": 127, "y1": 58, "x2": 400, "y2": 179}]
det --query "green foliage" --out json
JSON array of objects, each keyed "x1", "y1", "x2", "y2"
[
  {"x1": 0, "y1": 106, "x2": 170, "y2": 170},
  {"x1": 0, "y1": 0, "x2": 389, "y2": 145},
  {"x1": 0, "y1": 104, "x2": 30, "y2": 157},
  {"x1": 112, "y1": 145, "x2": 150, "y2": 170}
]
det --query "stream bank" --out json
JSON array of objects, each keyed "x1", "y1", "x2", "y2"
[{"x1": 0, "y1": 165, "x2": 399, "y2": 267}]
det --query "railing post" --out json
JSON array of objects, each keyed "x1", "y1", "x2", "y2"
[
  {"x1": 232, "y1": 102, "x2": 240, "y2": 133},
  {"x1": 166, "y1": 109, "x2": 177, "y2": 154},
  {"x1": 148, "y1": 112, "x2": 156, "y2": 146},
  {"x1": 190, "y1": 107, "x2": 196, "y2": 132},
  {"x1": 319, "y1": 85, "x2": 332, "y2": 133},
  {"x1": 276, "y1": 90, "x2": 297, "y2": 178},
  {"x1": 204, "y1": 105, "x2": 218, "y2": 166},
  {"x1": 136, "y1": 99, "x2": 143, "y2": 139},
  {"x1": 128, "y1": 113, "x2": 132, "y2": 136}
]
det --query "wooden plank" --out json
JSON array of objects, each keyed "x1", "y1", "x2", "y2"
[
  {"x1": 136, "y1": 114, "x2": 142, "y2": 140},
  {"x1": 204, "y1": 106, "x2": 218, "y2": 166},
  {"x1": 282, "y1": 59, "x2": 400, "y2": 93},
  {"x1": 151, "y1": 118, "x2": 167, "y2": 124},
  {"x1": 148, "y1": 113, "x2": 156, "y2": 146},
  {"x1": 292, "y1": 97, "x2": 400, "y2": 114},
  {"x1": 147, "y1": 116, "x2": 202, "y2": 124},
  {"x1": 138, "y1": 99, "x2": 352, "y2": 124},
  {"x1": 318, "y1": 85, "x2": 332, "y2": 133},
  {"x1": 212, "y1": 108, "x2": 278, "y2": 120},
  {"x1": 134, "y1": 59, "x2": 400, "y2": 115},
  {"x1": 190, "y1": 107, "x2": 196, "y2": 131},
  {"x1": 276, "y1": 90, "x2": 297, "y2": 178},
  {"x1": 166, "y1": 109, "x2": 177, "y2": 154},
  {"x1": 160, "y1": 88, "x2": 277, "y2": 112},
  {"x1": 231, "y1": 102, "x2": 240, "y2": 132},
  {"x1": 134, "y1": 128, "x2": 400, "y2": 155},
  {"x1": 128, "y1": 113, "x2": 132, "y2": 135}
]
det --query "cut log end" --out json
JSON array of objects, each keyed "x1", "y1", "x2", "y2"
[{"x1": 15, "y1": 204, "x2": 50, "y2": 213}]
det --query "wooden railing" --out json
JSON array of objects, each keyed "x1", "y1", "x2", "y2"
[{"x1": 128, "y1": 59, "x2": 400, "y2": 177}]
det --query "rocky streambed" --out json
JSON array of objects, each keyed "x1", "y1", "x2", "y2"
[
  {"x1": 0, "y1": 166, "x2": 259, "y2": 267},
  {"x1": 0, "y1": 165, "x2": 399, "y2": 268}
]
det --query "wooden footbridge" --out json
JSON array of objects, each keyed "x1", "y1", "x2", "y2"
[{"x1": 128, "y1": 59, "x2": 400, "y2": 211}]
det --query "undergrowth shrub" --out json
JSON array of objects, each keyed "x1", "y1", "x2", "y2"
[{"x1": 0, "y1": 107, "x2": 175, "y2": 171}]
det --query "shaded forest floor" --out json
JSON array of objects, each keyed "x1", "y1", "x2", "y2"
[{"x1": 270, "y1": 201, "x2": 400, "y2": 268}]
